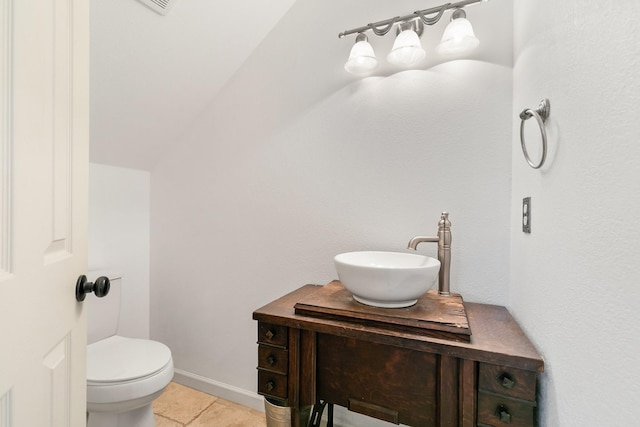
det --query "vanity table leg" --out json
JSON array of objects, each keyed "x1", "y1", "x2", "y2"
[
  {"x1": 308, "y1": 401, "x2": 334, "y2": 427},
  {"x1": 460, "y1": 359, "x2": 477, "y2": 427},
  {"x1": 288, "y1": 328, "x2": 303, "y2": 427},
  {"x1": 299, "y1": 330, "x2": 317, "y2": 407},
  {"x1": 309, "y1": 402, "x2": 326, "y2": 427},
  {"x1": 291, "y1": 406, "x2": 312, "y2": 427},
  {"x1": 438, "y1": 355, "x2": 460, "y2": 427}
]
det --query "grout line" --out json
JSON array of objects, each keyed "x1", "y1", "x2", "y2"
[
  {"x1": 156, "y1": 413, "x2": 186, "y2": 426},
  {"x1": 184, "y1": 399, "x2": 217, "y2": 426}
]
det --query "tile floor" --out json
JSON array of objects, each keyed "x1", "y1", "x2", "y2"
[{"x1": 154, "y1": 382, "x2": 267, "y2": 427}]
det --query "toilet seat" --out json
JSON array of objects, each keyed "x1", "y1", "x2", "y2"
[
  {"x1": 88, "y1": 335, "x2": 172, "y2": 384},
  {"x1": 87, "y1": 335, "x2": 173, "y2": 407}
]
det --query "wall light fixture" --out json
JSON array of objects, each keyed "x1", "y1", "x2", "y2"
[
  {"x1": 387, "y1": 21, "x2": 426, "y2": 67},
  {"x1": 437, "y1": 9, "x2": 480, "y2": 56},
  {"x1": 339, "y1": 0, "x2": 486, "y2": 75},
  {"x1": 344, "y1": 33, "x2": 379, "y2": 75}
]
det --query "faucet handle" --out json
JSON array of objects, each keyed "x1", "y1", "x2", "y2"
[{"x1": 439, "y1": 212, "x2": 451, "y2": 228}]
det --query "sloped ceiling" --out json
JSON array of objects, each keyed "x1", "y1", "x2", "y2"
[
  {"x1": 91, "y1": 0, "x2": 512, "y2": 171},
  {"x1": 90, "y1": 0, "x2": 296, "y2": 170}
]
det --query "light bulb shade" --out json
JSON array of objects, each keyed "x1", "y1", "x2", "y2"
[
  {"x1": 437, "y1": 17, "x2": 479, "y2": 56},
  {"x1": 344, "y1": 40, "x2": 378, "y2": 75},
  {"x1": 387, "y1": 29, "x2": 426, "y2": 66}
]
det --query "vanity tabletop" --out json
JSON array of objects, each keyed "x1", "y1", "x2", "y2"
[{"x1": 253, "y1": 284, "x2": 544, "y2": 373}]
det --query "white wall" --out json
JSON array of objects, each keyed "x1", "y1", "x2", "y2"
[
  {"x1": 89, "y1": 0, "x2": 296, "y2": 171},
  {"x1": 150, "y1": 0, "x2": 513, "y2": 418},
  {"x1": 89, "y1": 163, "x2": 151, "y2": 339},
  {"x1": 511, "y1": 1, "x2": 640, "y2": 426}
]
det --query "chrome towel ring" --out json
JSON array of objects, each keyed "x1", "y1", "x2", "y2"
[{"x1": 519, "y1": 99, "x2": 550, "y2": 169}]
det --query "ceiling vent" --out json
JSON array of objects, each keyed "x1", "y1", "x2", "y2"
[{"x1": 137, "y1": 0, "x2": 178, "y2": 16}]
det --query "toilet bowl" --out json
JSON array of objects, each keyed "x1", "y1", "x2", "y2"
[{"x1": 85, "y1": 274, "x2": 174, "y2": 427}]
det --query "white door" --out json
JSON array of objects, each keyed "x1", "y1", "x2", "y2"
[{"x1": 0, "y1": 0, "x2": 89, "y2": 426}]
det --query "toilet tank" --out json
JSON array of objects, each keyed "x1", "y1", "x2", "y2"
[{"x1": 86, "y1": 271, "x2": 123, "y2": 345}]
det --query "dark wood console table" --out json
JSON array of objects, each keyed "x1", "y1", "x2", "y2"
[{"x1": 253, "y1": 283, "x2": 543, "y2": 427}]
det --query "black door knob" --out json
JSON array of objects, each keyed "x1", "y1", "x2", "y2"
[{"x1": 75, "y1": 275, "x2": 110, "y2": 302}]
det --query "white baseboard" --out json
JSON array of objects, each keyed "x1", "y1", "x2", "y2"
[
  {"x1": 172, "y1": 369, "x2": 391, "y2": 427},
  {"x1": 172, "y1": 369, "x2": 265, "y2": 412}
]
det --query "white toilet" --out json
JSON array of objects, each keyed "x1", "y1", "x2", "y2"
[{"x1": 85, "y1": 274, "x2": 174, "y2": 427}]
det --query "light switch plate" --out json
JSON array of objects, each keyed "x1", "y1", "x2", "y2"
[{"x1": 522, "y1": 197, "x2": 531, "y2": 233}]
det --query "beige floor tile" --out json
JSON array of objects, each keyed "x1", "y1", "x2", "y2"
[
  {"x1": 153, "y1": 382, "x2": 217, "y2": 424},
  {"x1": 189, "y1": 398, "x2": 267, "y2": 427},
  {"x1": 155, "y1": 414, "x2": 184, "y2": 427}
]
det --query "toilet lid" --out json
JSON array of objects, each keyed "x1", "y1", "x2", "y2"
[{"x1": 87, "y1": 335, "x2": 172, "y2": 383}]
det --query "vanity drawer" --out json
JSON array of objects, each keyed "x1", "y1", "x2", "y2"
[
  {"x1": 479, "y1": 363, "x2": 537, "y2": 401},
  {"x1": 258, "y1": 322, "x2": 288, "y2": 348},
  {"x1": 258, "y1": 345, "x2": 288, "y2": 374},
  {"x1": 477, "y1": 391, "x2": 535, "y2": 427},
  {"x1": 258, "y1": 370, "x2": 288, "y2": 400}
]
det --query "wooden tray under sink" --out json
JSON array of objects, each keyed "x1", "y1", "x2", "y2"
[{"x1": 294, "y1": 280, "x2": 471, "y2": 342}]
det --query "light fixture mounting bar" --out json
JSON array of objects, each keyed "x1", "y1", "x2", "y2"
[{"x1": 338, "y1": 0, "x2": 485, "y2": 39}]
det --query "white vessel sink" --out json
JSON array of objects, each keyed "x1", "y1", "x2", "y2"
[{"x1": 334, "y1": 251, "x2": 441, "y2": 308}]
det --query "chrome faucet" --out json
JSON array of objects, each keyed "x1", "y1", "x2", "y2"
[{"x1": 407, "y1": 212, "x2": 452, "y2": 296}]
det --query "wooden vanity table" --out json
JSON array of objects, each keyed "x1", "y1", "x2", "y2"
[{"x1": 253, "y1": 282, "x2": 543, "y2": 427}]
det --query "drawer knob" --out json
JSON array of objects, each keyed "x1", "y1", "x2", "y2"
[
  {"x1": 499, "y1": 372, "x2": 515, "y2": 389},
  {"x1": 266, "y1": 381, "x2": 275, "y2": 392},
  {"x1": 266, "y1": 355, "x2": 276, "y2": 366},
  {"x1": 496, "y1": 404, "x2": 511, "y2": 423},
  {"x1": 265, "y1": 329, "x2": 276, "y2": 340}
]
